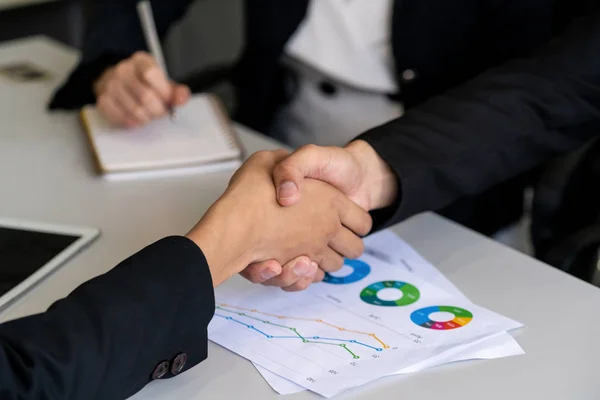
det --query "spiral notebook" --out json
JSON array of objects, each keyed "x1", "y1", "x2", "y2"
[{"x1": 80, "y1": 94, "x2": 243, "y2": 180}]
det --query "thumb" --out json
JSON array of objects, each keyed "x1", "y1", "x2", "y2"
[
  {"x1": 273, "y1": 145, "x2": 359, "y2": 207},
  {"x1": 272, "y1": 145, "x2": 331, "y2": 206}
]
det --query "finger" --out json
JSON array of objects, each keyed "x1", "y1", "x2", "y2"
[
  {"x1": 312, "y1": 265, "x2": 325, "y2": 283},
  {"x1": 172, "y1": 84, "x2": 191, "y2": 106},
  {"x1": 240, "y1": 260, "x2": 282, "y2": 284},
  {"x1": 126, "y1": 76, "x2": 168, "y2": 119},
  {"x1": 97, "y1": 95, "x2": 137, "y2": 128},
  {"x1": 328, "y1": 227, "x2": 365, "y2": 260},
  {"x1": 282, "y1": 275, "x2": 314, "y2": 292},
  {"x1": 107, "y1": 63, "x2": 153, "y2": 124},
  {"x1": 112, "y1": 81, "x2": 153, "y2": 124},
  {"x1": 337, "y1": 195, "x2": 373, "y2": 237},
  {"x1": 132, "y1": 52, "x2": 173, "y2": 102},
  {"x1": 316, "y1": 249, "x2": 344, "y2": 273},
  {"x1": 263, "y1": 256, "x2": 316, "y2": 288}
]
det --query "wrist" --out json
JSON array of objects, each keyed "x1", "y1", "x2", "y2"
[
  {"x1": 346, "y1": 140, "x2": 398, "y2": 210},
  {"x1": 186, "y1": 201, "x2": 256, "y2": 287}
]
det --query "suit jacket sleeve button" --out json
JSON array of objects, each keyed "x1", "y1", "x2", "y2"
[
  {"x1": 171, "y1": 353, "x2": 188, "y2": 375},
  {"x1": 401, "y1": 69, "x2": 417, "y2": 82},
  {"x1": 318, "y1": 81, "x2": 337, "y2": 97},
  {"x1": 151, "y1": 361, "x2": 170, "y2": 380}
]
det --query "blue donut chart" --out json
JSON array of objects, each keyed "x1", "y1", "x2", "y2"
[{"x1": 323, "y1": 259, "x2": 371, "y2": 284}]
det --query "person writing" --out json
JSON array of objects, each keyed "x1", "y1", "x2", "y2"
[{"x1": 0, "y1": 150, "x2": 371, "y2": 399}]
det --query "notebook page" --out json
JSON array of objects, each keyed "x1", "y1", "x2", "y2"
[{"x1": 85, "y1": 95, "x2": 241, "y2": 173}]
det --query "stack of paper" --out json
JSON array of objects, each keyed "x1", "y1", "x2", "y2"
[{"x1": 208, "y1": 230, "x2": 524, "y2": 397}]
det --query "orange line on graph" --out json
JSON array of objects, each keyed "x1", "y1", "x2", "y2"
[{"x1": 217, "y1": 303, "x2": 390, "y2": 349}]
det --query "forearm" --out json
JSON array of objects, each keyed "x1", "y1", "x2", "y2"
[
  {"x1": 358, "y1": 10, "x2": 600, "y2": 226},
  {"x1": 0, "y1": 237, "x2": 214, "y2": 400}
]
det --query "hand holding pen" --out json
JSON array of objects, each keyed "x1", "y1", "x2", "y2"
[{"x1": 92, "y1": 1, "x2": 190, "y2": 128}]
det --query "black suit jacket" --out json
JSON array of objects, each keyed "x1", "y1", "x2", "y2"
[
  {"x1": 50, "y1": 0, "x2": 575, "y2": 134},
  {"x1": 358, "y1": 8, "x2": 600, "y2": 228},
  {"x1": 0, "y1": 237, "x2": 214, "y2": 399}
]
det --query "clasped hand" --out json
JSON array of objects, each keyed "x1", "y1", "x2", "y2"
[
  {"x1": 188, "y1": 141, "x2": 398, "y2": 291},
  {"x1": 187, "y1": 150, "x2": 372, "y2": 289}
]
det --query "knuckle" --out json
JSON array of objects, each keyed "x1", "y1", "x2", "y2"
[
  {"x1": 324, "y1": 229, "x2": 337, "y2": 245},
  {"x1": 300, "y1": 143, "x2": 319, "y2": 153},
  {"x1": 132, "y1": 51, "x2": 148, "y2": 61},
  {"x1": 252, "y1": 150, "x2": 271, "y2": 162}
]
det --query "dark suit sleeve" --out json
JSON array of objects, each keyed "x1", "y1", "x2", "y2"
[
  {"x1": 357, "y1": 10, "x2": 600, "y2": 229},
  {"x1": 0, "y1": 236, "x2": 214, "y2": 400},
  {"x1": 49, "y1": 0, "x2": 195, "y2": 109}
]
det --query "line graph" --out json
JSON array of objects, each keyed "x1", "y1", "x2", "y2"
[
  {"x1": 217, "y1": 303, "x2": 389, "y2": 348},
  {"x1": 216, "y1": 304, "x2": 389, "y2": 359}
]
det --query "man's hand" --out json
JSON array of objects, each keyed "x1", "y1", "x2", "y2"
[
  {"x1": 239, "y1": 141, "x2": 397, "y2": 291},
  {"x1": 273, "y1": 141, "x2": 398, "y2": 211},
  {"x1": 186, "y1": 150, "x2": 372, "y2": 287},
  {"x1": 94, "y1": 52, "x2": 191, "y2": 128}
]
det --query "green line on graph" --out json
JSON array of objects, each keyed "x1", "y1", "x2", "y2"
[{"x1": 340, "y1": 344, "x2": 359, "y2": 359}]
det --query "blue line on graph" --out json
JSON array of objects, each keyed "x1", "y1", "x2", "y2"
[{"x1": 214, "y1": 313, "x2": 383, "y2": 351}]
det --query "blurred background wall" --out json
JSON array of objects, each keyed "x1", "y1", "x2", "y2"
[{"x1": 0, "y1": 0, "x2": 244, "y2": 79}]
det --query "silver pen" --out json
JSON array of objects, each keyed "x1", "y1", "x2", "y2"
[{"x1": 137, "y1": 0, "x2": 175, "y2": 120}]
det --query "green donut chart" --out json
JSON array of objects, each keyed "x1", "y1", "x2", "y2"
[
  {"x1": 360, "y1": 281, "x2": 420, "y2": 307},
  {"x1": 410, "y1": 306, "x2": 473, "y2": 330}
]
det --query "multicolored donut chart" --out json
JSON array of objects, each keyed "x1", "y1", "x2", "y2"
[
  {"x1": 410, "y1": 306, "x2": 473, "y2": 330},
  {"x1": 323, "y1": 259, "x2": 371, "y2": 284},
  {"x1": 359, "y1": 281, "x2": 420, "y2": 306}
]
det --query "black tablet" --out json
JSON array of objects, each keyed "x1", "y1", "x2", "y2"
[{"x1": 0, "y1": 218, "x2": 99, "y2": 311}]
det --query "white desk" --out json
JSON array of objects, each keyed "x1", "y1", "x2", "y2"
[{"x1": 1, "y1": 37, "x2": 600, "y2": 400}]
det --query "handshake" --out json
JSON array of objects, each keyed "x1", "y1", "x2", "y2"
[
  {"x1": 186, "y1": 141, "x2": 398, "y2": 291},
  {"x1": 94, "y1": 52, "x2": 399, "y2": 291}
]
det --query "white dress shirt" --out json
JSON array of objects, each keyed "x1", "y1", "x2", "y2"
[{"x1": 272, "y1": 0, "x2": 405, "y2": 147}]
